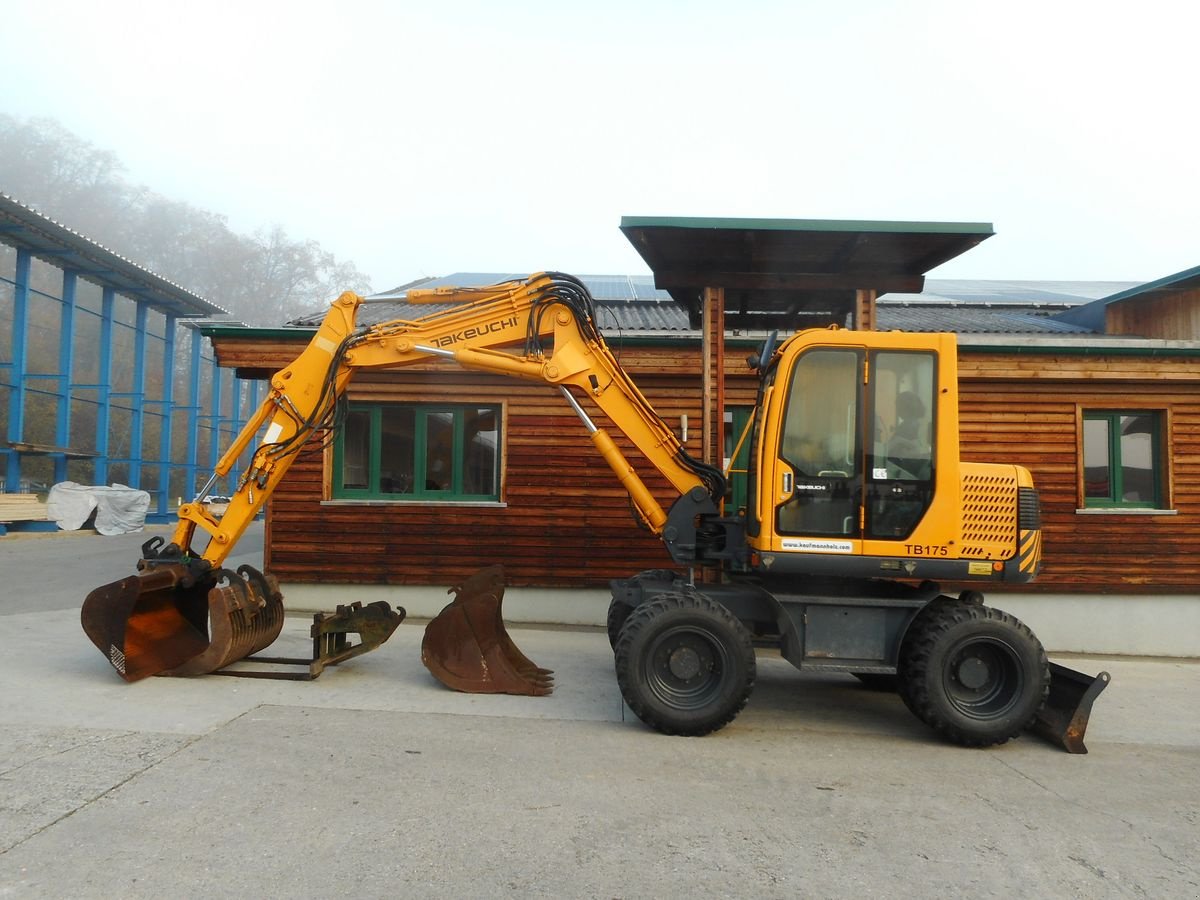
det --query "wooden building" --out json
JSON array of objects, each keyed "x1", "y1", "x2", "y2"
[{"x1": 206, "y1": 222, "x2": 1200, "y2": 656}]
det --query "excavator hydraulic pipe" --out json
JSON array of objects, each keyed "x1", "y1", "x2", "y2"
[
  {"x1": 447, "y1": 345, "x2": 544, "y2": 379},
  {"x1": 212, "y1": 392, "x2": 278, "y2": 477},
  {"x1": 590, "y1": 428, "x2": 668, "y2": 531}
]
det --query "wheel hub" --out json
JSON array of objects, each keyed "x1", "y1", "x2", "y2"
[
  {"x1": 668, "y1": 646, "x2": 702, "y2": 680},
  {"x1": 956, "y1": 655, "x2": 990, "y2": 690}
]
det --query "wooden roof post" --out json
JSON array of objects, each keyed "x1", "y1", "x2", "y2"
[
  {"x1": 854, "y1": 288, "x2": 877, "y2": 331},
  {"x1": 701, "y1": 286, "x2": 726, "y2": 469}
]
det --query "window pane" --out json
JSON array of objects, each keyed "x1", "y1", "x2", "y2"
[
  {"x1": 873, "y1": 352, "x2": 934, "y2": 482},
  {"x1": 342, "y1": 410, "x2": 371, "y2": 490},
  {"x1": 424, "y1": 411, "x2": 455, "y2": 491},
  {"x1": 1083, "y1": 417, "x2": 1111, "y2": 500},
  {"x1": 777, "y1": 349, "x2": 860, "y2": 536},
  {"x1": 780, "y1": 349, "x2": 859, "y2": 477},
  {"x1": 866, "y1": 352, "x2": 935, "y2": 539},
  {"x1": 464, "y1": 407, "x2": 499, "y2": 496},
  {"x1": 335, "y1": 403, "x2": 502, "y2": 500},
  {"x1": 379, "y1": 407, "x2": 415, "y2": 494},
  {"x1": 1119, "y1": 414, "x2": 1156, "y2": 504}
]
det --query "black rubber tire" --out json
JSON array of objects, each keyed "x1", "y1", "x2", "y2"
[
  {"x1": 607, "y1": 597, "x2": 634, "y2": 649},
  {"x1": 608, "y1": 569, "x2": 686, "y2": 649},
  {"x1": 895, "y1": 595, "x2": 973, "y2": 714},
  {"x1": 898, "y1": 603, "x2": 1049, "y2": 747},
  {"x1": 614, "y1": 591, "x2": 756, "y2": 736}
]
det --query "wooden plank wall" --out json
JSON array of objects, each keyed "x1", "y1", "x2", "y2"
[
  {"x1": 1106, "y1": 288, "x2": 1200, "y2": 341},
  {"x1": 215, "y1": 333, "x2": 1200, "y2": 594},
  {"x1": 959, "y1": 350, "x2": 1200, "y2": 594},
  {"x1": 263, "y1": 345, "x2": 749, "y2": 588}
]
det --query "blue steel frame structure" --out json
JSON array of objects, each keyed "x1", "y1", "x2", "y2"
[{"x1": 1, "y1": 194, "x2": 253, "y2": 532}]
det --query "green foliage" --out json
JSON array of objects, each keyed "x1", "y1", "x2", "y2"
[{"x1": 0, "y1": 114, "x2": 372, "y2": 325}]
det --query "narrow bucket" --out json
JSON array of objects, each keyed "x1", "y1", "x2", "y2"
[{"x1": 421, "y1": 565, "x2": 554, "y2": 696}]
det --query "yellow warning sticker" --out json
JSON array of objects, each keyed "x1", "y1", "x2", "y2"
[{"x1": 968, "y1": 561, "x2": 994, "y2": 576}]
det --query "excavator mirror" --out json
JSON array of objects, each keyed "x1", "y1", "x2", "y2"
[{"x1": 747, "y1": 331, "x2": 779, "y2": 374}]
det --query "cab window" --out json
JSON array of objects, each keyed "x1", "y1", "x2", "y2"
[
  {"x1": 866, "y1": 352, "x2": 936, "y2": 539},
  {"x1": 776, "y1": 348, "x2": 863, "y2": 537}
]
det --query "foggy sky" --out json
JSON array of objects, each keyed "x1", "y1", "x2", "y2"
[{"x1": 2, "y1": 0, "x2": 1197, "y2": 294}]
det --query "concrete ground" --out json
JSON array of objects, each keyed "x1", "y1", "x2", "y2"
[{"x1": 1, "y1": 524, "x2": 1198, "y2": 898}]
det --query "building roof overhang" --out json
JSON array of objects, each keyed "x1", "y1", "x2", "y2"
[{"x1": 620, "y1": 215, "x2": 994, "y2": 329}]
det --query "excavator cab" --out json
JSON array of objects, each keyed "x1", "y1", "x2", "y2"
[{"x1": 747, "y1": 329, "x2": 1040, "y2": 584}]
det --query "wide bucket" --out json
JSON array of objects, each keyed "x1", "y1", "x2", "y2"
[
  {"x1": 421, "y1": 565, "x2": 554, "y2": 696},
  {"x1": 81, "y1": 564, "x2": 283, "y2": 682},
  {"x1": 82, "y1": 565, "x2": 211, "y2": 681}
]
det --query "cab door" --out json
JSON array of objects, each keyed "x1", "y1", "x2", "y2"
[
  {"x1": 770, "y1": 346, "x2": 865, "y2": 547},
  {"x1": 864, "y1": 350, "x2": 938, "y2": 541}
]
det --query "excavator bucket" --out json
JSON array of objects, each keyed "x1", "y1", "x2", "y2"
[
  {"x1": 421, "y1": 565, "x2": 554, "y2": 696},
  {"x1": 81, "y1": 563, "x2": 284, "y2": 682},
  {"x1": 1029, "y1": 662, "x2": 1111, "y2": 753}
]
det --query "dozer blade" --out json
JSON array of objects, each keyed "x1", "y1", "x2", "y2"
[
  {"x1": 81, "y1": 564, "x2": 284, "y2": 682},
  {"x1": 421, "y1": 565, "x2": 554, "y2": 696},
  {"x1": 1029, "y1": 662, "x2": 1111, "y2": 754}
]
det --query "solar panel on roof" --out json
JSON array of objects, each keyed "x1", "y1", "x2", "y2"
[{"x1": 579, "y1": 276, "x2": 636, "y2": 300}]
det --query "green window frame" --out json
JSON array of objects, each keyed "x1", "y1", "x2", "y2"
[
  {"x1": 333, "y1": 402, "x2": 502, "y2": 501},
  {"x1": 1082, "y1": 410, "x2": 1163, "y2": 509},
  {"x1": 723, "y1": 406, "x2": 753, "y2": 515}
]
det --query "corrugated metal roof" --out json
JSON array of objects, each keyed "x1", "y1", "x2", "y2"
[
  {"x1": 367, "y1": 272, "x2": 527, "y2": 300},
  {"x1": 368, "y1": 272, "x2": 671, "y2": 302},
  {"x1": 0, "y1": 192, "x2": 230, "y2": 319},
  {"x1": 593, "y1": 301, "x2": 692, "y2": 333},
  {"x1": 877, "y1": 307, "x2": 1092, "y2": 334},
  {"x1": 289, "y1": 272, "x2": 1114, "y2": 335}
]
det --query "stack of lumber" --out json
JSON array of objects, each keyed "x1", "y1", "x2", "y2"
[{"x1": 0, "y1": 493, "x2": 48, "y2": 522}]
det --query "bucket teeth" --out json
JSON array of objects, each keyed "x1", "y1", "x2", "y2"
[{"x1": 421, "y1": 565, "x2": 554, "y2": 696}]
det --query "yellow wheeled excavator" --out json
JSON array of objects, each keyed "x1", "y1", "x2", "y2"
[{"x1": 82, "y1": 272, "x2": 1108, "y2": 751}]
